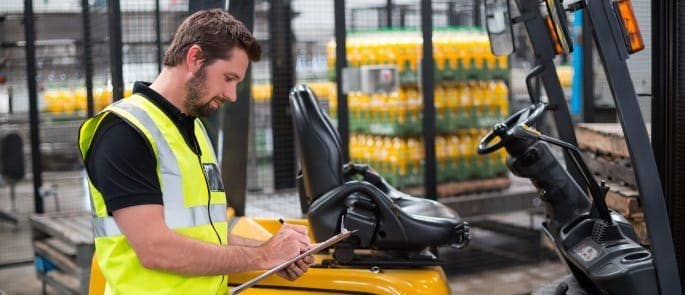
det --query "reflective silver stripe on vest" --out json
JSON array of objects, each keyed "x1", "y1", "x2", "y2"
[
  {"x1": 92, "y1": 204, "x2": 227, "y2": 237},
  {"x1": 91, "y1": 99, "x2": 226, "y2": 238},
  {"x1": 196, "y1": 121, "x2": 219, "y2": 163}
]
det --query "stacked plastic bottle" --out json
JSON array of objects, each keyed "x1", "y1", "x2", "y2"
[
  {"x1": 329, "y1": 28, "x2": 510, "y2": 187},
  {"x1": 327, "y1": 28, "x2": 509, "y2": 84},
  {"x1": 349, "y1": 132, "x2": 507, "y2": 186},
  {"x1": 251, "y1": 82, "x2": 335, "y2": 104},
  {"x1": 346, "y1": 81, "x2": 509, "y2": 136},
  {"x1": 43, "y1": 87, "x2": 132, "y2": 116}
]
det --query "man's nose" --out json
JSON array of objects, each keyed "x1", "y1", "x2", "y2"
[{"x1": 224, "y1": 87, "x2": 236, "y2": 102}]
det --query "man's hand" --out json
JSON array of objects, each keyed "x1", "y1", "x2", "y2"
[
  {"x1": 276, "y1": 254, "x2": 314, "y2": 281},
  {"x1": 257, "y1": 224, "x2": 310, "y2": 268},
  {"x1": 276, "y1": 241, "x2": 322, "y2": 281}
]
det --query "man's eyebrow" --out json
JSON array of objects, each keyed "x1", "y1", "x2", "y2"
[{"x1": 224, "y1": 73, "x2": 240, "y2": 79}]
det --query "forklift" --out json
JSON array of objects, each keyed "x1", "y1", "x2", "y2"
[
  {"x1": 480, "y1": 0, "x2": 681, "y2": 293},
  {"x1": 88, "y1": 0, "x2": 682, "y2": 294}
]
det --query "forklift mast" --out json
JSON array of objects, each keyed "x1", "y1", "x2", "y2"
[{"x1": 513, "y1": 0, "x2": 681, "y2": 293}]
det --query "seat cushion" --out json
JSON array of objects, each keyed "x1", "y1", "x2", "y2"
[{"x1": 387, "y1": 189, "x2": 459, "y2": 220}]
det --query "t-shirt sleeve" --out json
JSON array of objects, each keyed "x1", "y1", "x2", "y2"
[{"x1": 85, "y1": 116, "x2": 163, "y2": 215}]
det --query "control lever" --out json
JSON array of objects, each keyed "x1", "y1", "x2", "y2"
[{"x1": 512, "y1": 124, "x2": 613, "y2": 223}]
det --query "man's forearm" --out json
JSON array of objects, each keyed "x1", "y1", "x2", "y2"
[
  {"x1": 228, "y1": 235, "x2": 265, "y2": 247},
  {"x1": 140, "y1": 230, "x2": 267, "y2": 276}
]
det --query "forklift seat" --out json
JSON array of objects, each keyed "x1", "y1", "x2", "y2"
[{"x1": 290, "y1": 85, "x2": 468, "y2": 251}]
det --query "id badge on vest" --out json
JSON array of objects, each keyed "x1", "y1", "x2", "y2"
[{"x1": 202, "y1": 163, "x2": 224, "y2": 192}]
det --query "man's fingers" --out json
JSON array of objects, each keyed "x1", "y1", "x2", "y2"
[
  {"x1": 289, "y1": 263, "x2": 304, "y2": 277},
  {"x1": 277, "y1": 270, "x2": 292, "y2": 281},
  {"x1": 303, "y1": 254, "x2": 315, "y2": 264},
  {"x1": 295, "y1": 259, "x2": 309, "y2": 273},
  {"x1": 286, "y1": 266, "x2": 299, "y2": 280}
]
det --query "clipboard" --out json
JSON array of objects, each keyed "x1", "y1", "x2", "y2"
[{"x1": 229, "y1": 229, "x2": 357, "y2": 295}]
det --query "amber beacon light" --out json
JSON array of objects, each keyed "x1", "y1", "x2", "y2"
[{"x1": 613, "y1": 0, "x2": 645, "y2": 53}]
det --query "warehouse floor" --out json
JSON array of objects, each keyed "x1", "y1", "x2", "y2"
[{"x1": 0, "y1": 171, "x2": 569, "y2": 294}]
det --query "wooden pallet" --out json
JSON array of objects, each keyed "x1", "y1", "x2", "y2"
[
  {"x1": 582, "y1": 151, "x2": 636, "y2": 188},
  {"x1": 630, "y1": 216, "x2": 649, "y2": 246},
  {"x1": 575, "y1": 123, "x2": 652, "y2": 158},
  {"x1": 403, "y1": 176, "x2": 512, "y2": 198},
  {"x1": 30, "y1": 212, "x2": 93, "y2": 295},
  {"x1": 603, "y1": 180, "x2": 642, "y2": 218}
]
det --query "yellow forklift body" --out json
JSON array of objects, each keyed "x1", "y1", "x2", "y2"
[{"x1": 89, "y1": 211, "x2": 450, "y2": 295}]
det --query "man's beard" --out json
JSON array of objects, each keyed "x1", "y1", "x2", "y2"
[{"x1": 185, "y1": 66, "x2": 220, "y2": 117}]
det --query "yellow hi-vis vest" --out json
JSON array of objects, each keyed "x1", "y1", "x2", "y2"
[{"x1": 78, "y1": 94, "x2": 228, "y2": 295}]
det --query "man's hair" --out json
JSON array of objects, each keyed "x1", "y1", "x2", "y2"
[{"x1": 163, "y1": 9, "x2": 261, "y2": 67}]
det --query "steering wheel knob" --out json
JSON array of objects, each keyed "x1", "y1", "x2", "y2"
[{"x1": 493, "y1": 123, "x2": 508, "y2": 137}]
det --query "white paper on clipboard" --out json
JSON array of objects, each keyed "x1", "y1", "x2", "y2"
[{"x1": 229, "y1": 229, "x2": 357, "y2": 295}]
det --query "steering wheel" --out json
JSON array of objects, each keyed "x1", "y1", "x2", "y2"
[{"x1": 477, "y1": 103, "x2": 547, "y2": 154}]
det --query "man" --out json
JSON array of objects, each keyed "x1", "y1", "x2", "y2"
[{"x1": 78, "y1": 9, "x2": 313, "y2": 294}]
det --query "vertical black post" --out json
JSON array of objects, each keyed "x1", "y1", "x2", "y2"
[
  {"x1": 155, "y1": 0, "x2": 162, "y2": 74},
  {"x1": 653, "y1": 0, "x2": 685, "y2": 287},
  {"x1": 224, "y1": 0, "x2": 254, "y2": 216},
  {"x1": 385, "y1": 0, "x2": 392, "y2": 28},
  {"x1": 24, "y1": 0, "x2": 43, "y2": 214},
  {"x1": 652, "y1": 0, "x2": 668, "y2": 184},
  {"x1": 473, "y1": 0, "x2": 481, "y2": 27},
  {"x1": 107, "y1": 0, "x2": 124, "y2": 101},
  {"x1": 581, "y1": 11, "x2": 594, "y2": 123},
  {"x1": 421, "y1": 0, "x2": 436, "y2": 200},
  {"x1": 447, "y1": 2, "x2": 456, "y2": 27},
  {"x1": 377, "y1": 8, "x2": 383, "y2": 29},
  {"x1": 335, "y1": 0, "x2": 349, "y2": 162},
  {"x1": 399, "y1": 6, "x2": 406, "y2": 28},
  {"x1": 270, "y1": 0, "x2": 295, "y2": 189},
  {"x1": 7, "y1": 86, "x2": 13, "y2": 114},
  {"x1": 81, "y1": 0, "x2": 95, "y2": 117},
  {"x1": 351, "y1": 8, "x2": 356, "y2": 31}
]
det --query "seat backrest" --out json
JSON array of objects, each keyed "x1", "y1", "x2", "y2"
[
  {"x1": 289, "y1": 85, "x2": 343, "y2": 202},
  {"x1": 1, "y1": 132, "x2": 25, "y2": 181}
]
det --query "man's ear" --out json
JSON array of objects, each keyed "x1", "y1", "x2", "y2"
[{"x1": 185, "y1": 45, "x2": 204, "y2": 73}]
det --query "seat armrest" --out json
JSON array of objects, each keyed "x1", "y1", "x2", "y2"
[{"x1": 308, "y1": 181, "x2": 405, "y2": 243}]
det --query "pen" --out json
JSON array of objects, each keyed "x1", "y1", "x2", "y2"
[{"x1": 279, "y1": 218, "x2": 285, "y2": 225}]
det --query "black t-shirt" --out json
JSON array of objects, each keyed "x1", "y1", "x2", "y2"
[{"x1": 85, "y1": 81, "x2": 201, "y2": 215}]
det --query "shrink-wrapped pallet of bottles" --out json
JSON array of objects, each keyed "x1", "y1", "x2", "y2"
[
  {"x1": 327, "y1": 28, "x2": 509, "y2": 84},
  {"x1": 349, "y1": 133, "x2": 507, "y2": 187},
  {"x1": 333, "y1": 82, "x2": 508, "y2": 137},
  {"x1": 327, "y1": 28, "x2": 511, "y2": 190}
]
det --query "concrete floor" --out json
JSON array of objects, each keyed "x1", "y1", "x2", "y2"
[
  {"x1": 0, "y1": 264, "x2": 54, "y2": 295},
  {"x1": 450, "y1": 262, "x2": 568, "y2": 294}
]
